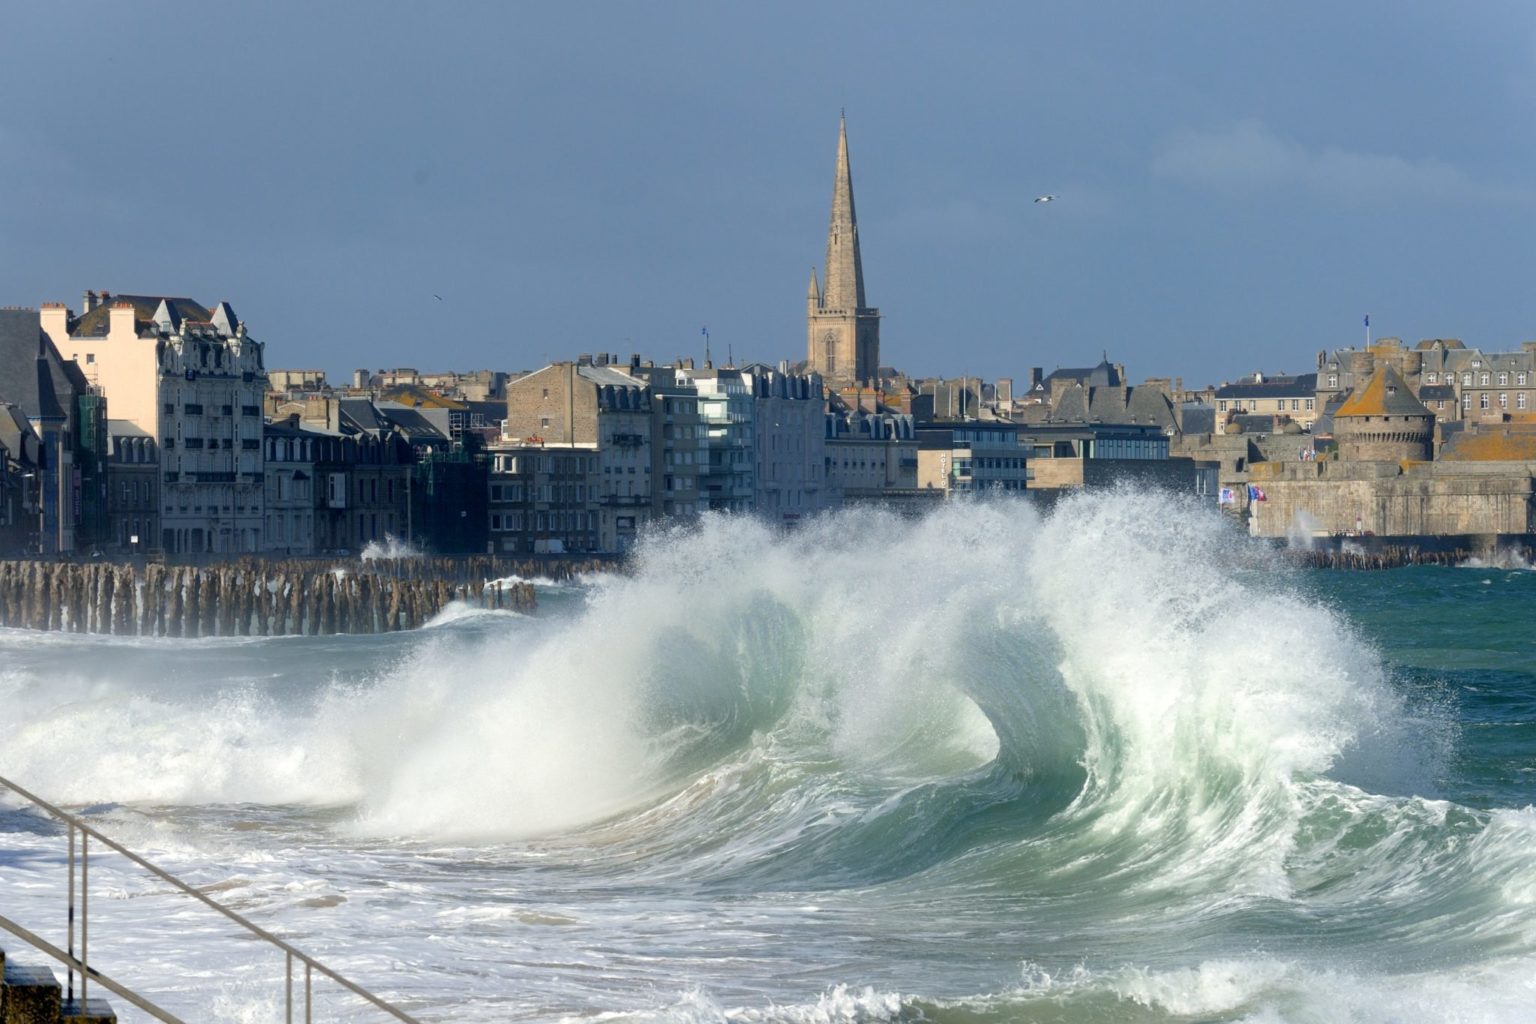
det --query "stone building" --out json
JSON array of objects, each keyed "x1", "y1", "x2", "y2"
[
  {"x1": 826, "y1": 410, "x2": 925, "y2": 506},
  {"x1": 806, "y1": 117, "x2": 880, "y2": 386},
  {"x1": 747, "y1": 364, "x2": 830, "y2": 525},
  {"x1": 1249, "y1": 364, "x2": 1536, "y2": 538},
  {"x1": 486, "y1": 443, "x2": 601, "y2": 555},
  {"x1": 43, "y1": 293, "x2": 266, "y2": 555},
  {"x1": 1331, "y1": 364, "x2": 1434, "y2": 462},
  {"x1": 505, "y1": 359, "x2": 657, "y2": 551},
  {"x1": 1213, "y1": 373, "x2": 1319, "y2": 434}
]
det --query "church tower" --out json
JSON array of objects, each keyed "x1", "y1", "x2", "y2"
[{"x1": 807, "y1": 117, "x2": 880, "y2": 386}]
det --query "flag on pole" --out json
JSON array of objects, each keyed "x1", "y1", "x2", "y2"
[
  {"x1": 1364, "y1": 314, "x2": 1370, "y2": 328},
  {"x1": 1248, "y1": 485, "x2": 1267, "y2": 502},
  {"x1": 1218, "y1": 487, "x2": 1235, "y2": 504}
]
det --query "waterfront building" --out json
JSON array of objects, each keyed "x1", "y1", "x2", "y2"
[
  {"x1": 915, "y1": 422, "x2": 1030, "y2": 496},
  {"x1": 42, "y1": 293, "x2": 266, "y2": 555},
  {"x1": 105, "y1": 420, "x2": 158, "y2": 556},
  {"x1": 806, "y1": 118, "x2": 880, "y2": 387},
  {"x1": 825, "y1": 409, "x2": 925, "y2": 506},
  {"x1": 0, "y1": 403, "x2": 42, "y2": 555},
  {"x1": 1020, "y1": 422, "x2": 1216, "y2": 499},
  {"x1": 486, "y1": 442, "x2": 601, "y2": 555},
  {"x1": 505, "y1": 358, "x2": 656, "y2": 552},
  {"x1": 747, "y1": 364, "x2": 831, "y2": 525},
  {"x1": 0, "y1": 309, "x2": 113, "y2": 554},
  {"x1": 262, "y1": 419, "x2": 320, "y2": 556},
  {"x1": 685, "y1": 367, "x2": 756, "y2": 514},
  {"x1": 629, "y1": 363, "x2": 704, "y2": 520}
]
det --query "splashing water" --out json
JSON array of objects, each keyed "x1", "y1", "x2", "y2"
[{"x1": 2, "y1": 491, "x2": 1533, "y2": 1023}]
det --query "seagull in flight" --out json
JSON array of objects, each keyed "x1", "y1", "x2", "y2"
[
  {"x1": 1034, "y1": 194, "x2": 1056, "y2": 203},
  {"x1": 433, "y1": 293, "x2": 443, "y2": 301}
]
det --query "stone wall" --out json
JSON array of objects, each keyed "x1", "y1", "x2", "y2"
[{"x1": 1248, "y1": 460, "x2": 1536, "y2": 537}]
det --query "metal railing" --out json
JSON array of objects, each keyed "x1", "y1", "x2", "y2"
[{"x1": 0, "y1": 773, "x2": 424, "y2": 1024}]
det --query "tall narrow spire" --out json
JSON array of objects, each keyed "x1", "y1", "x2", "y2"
[{"x1": 822, "y1": 116, "x2": 865, "y2": 310}]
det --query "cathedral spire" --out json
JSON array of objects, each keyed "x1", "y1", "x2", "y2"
[{"x1": 823, "y1": 116, "x2": 866, "y2": 311}]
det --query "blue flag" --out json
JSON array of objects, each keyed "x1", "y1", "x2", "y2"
[{"x1": 1364, "y1": 314, "x2": 1370, "y2": 328}]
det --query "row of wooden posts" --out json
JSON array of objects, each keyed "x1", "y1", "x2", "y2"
[
  {"x1": 1281, "y1": 544, "x2": 1532, "y2": 570},
  {"x1": 0, "y1": 559, "x2": 553, "y2": 637}
]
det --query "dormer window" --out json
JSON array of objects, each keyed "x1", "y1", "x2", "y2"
[{"x1": 1426, "y1": 372, "x2": 1437, "y2": 383}]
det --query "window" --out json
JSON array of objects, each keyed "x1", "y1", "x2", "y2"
[
  {"x1": 1520, "y1": 393, "x2": 1528, "y2": 411},
  {"x1": 1463, "y1": 393, "x2": 1472, "y2": 410},
  {"x1": 540, "y1": 417, "x2": 550, "y2": 429},
  {"x1": 1463, "y1": 373, "x2": 1473, "y2": 386},
  {"x1": 1425, "y1": 372, "x2": 1437, "y2": 384},
  {"x1": 1328, "y1": 374, "x2": 1338, "y2": 388},
  {"x1": 1480, "y1": 393, "x2": 1490, "y2": 410},
  {"x1": 1520, "y1": 373, "x2": 1529, "y2": 386},
  {"x1": 1499, "y1": 393, "x2": 1508, "y2": 409},
  {"x1": 1481, "y1": 372, "x2": 1490, "y2": 386},
  {"x1": 1306, "y1": 399, "x2": 1315, "y2": 411},
  {"x1": 1499, "y1": 373, "x2": 1509, "y2": 386}
]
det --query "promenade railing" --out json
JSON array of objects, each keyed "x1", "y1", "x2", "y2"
[{"x1": 0, "y1": 773, "x2": 424, "y2": 1024}]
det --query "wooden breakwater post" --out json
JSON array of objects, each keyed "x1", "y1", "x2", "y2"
[{"x1": 0, "y1": 559, "x2": 540, "y2": 638}]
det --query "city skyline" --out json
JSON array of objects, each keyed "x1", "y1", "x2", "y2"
[{"x1": 4, "y1": 2, "x2": 1535, "y2": 388}]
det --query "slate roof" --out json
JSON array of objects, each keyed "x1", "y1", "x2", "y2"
[
  {"x1": 0, "y1": 309, "x2": 81, "y2": 423},
  {"x1": 70, "y1": 295, "x2": 213, "y2": 337},
  {"x1": 1214, "y1": 373, "x2": 1317, "y2": 399},
  {"x1": 0, "y1": 403, "x2": 41, "y2": 465},
  {"x1": 1044, "y1": 359, "x2": 1121, "y2": 388},
  {"x1": 1418, "y1": 384, "x2": 1456, "y2": 402}
]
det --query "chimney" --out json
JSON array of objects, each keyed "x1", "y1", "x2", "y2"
[
  {"x1": 1030, "y1": 367, "x2": 1043, "y2": 388},
  {"x1": 39, "y1": 303, "x2": 69, "y2": 345},
  {"x1": 630, "y1": 354, "x2": 641, "y2": 370},
  {"x1": 83, "y1": 290, "x2": 98, "y2": 312},
  {"x1": 109, "y1": 301, "x2": 136, "y2": 339},
  {"x1": 595, "y1": 353, "x2": 609, "y2": 366}
]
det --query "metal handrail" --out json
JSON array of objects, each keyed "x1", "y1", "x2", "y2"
[{"x1": 0, "y1": 773, "x2": 424, "y2": 1023}]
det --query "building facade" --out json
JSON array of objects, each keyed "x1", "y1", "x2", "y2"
[{"x1": 43, "y1": 294, "x2": 266, "y2": 555}]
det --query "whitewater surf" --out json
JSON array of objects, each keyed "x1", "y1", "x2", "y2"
[{"x1": 3, "y1": 491, "x2": 1534, "y2": 1022}]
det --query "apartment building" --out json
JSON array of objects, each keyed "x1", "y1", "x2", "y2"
[{"x1": 43, "y1": 293, "x2": 266, "y2": 555}]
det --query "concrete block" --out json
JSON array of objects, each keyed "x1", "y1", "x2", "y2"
[
  {"x1": 59, "y1": 998, "x2": 114, "y2": 1024},
  {"x1": 2, "y1": 962, "x2": 62, "y2": 1024}
]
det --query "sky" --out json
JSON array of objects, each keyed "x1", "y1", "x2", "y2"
[{"x1": 4, "y1": 1, "x2": 1535, "y2": 389}]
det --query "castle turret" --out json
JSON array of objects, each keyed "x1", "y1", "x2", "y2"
[{"x1": 1333, "y1": 364, "x2": 1434, "y2": 462}]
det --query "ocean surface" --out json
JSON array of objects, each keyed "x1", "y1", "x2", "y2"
[{"x1": 2, "y1": 492, "x2": 1534, "y2": 1023}]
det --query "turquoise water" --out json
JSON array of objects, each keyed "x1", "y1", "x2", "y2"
[{"x1": 2, "y1": 494, "x2": 1534, "y2": 1022}]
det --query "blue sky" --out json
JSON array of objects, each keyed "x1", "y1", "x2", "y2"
[{"x1": 4, "y1": 1, "x2": 1534, "y2": 388}]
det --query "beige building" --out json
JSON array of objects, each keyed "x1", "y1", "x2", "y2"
[
  {"x1": 43, "y1": 293, "x2": 267, "y2": 555},
  {"x1": 505, "y1": 359, "x2": 656, "y2": 551},
  {"x1": 806, "y1": 118, "x2": 880, "y2": 386}
]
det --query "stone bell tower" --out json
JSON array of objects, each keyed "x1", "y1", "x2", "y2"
[{"x1": 807, "y1": 117, "x2": 880, "y2": 386}]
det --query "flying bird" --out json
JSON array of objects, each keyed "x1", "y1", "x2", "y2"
[
  {"x1": 1034, "y1": 195, "x2": 1056, "y2": 203},
  {"x1": 433, "y1": 293, "x2": 443, "y2": 301}
]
